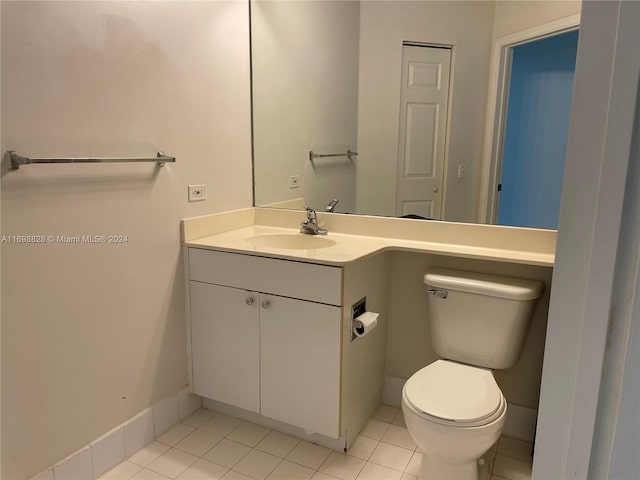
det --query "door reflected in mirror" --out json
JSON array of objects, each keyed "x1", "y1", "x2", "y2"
[{"x1": 251, "y1": 0, "x2": 581, "y2": 229}]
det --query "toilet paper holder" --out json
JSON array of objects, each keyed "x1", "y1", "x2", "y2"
[{"x1": 351, "y1": 297, "x2": 367, "y2": 341}]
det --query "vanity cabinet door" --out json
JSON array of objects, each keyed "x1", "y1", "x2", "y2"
[
  {"x1": 190, "y1": 281, "x2": 260, "y2": 413},
  {"x1": 260, "y1": 294, "x2": 341, "y2": 438}
]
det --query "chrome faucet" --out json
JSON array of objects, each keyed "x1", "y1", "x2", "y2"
[
  {"x1": 300, "y1": 207, "x2": 328, "y2": 235},
  {"x1": 325, "y1": 198, "x2": 339, "y2": 213}
]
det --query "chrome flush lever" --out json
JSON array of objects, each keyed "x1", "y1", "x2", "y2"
[{"x1": 427, "y1": 288, "x2": 448, "y2": 299}]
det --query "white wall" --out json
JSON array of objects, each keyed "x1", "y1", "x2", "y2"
[
  {"x1": 252, "y1": 0, "x2": 359, "y2": 213},
  {"x1": 492, "y1": 0, "x2": 581, "y2": 39},
  {"x1": 355, "y1": 1, "x2": 495, "y2": 221},
  {"x1": 0, "y1": 2, "x2": 252, "y2": 479}
]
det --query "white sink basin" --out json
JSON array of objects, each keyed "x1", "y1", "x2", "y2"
[{"x1": 247, "y1": 233, "x2": 337, "y2": 250}]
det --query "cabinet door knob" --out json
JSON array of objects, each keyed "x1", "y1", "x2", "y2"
[
  {"x1": 245, "y1": 296, "x2": 255, "y2": 306},
  {"x1": 261, "y1": 299, "x2": 271, "y2": 309}
]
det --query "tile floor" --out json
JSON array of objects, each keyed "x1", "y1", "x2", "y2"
[{"x1": 98, "y1": 405, "x2": 533, "y2": 480}]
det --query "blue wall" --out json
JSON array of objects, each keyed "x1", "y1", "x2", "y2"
[{"x1": 498, "y1": 30, "x2": 579, "y2": 229}]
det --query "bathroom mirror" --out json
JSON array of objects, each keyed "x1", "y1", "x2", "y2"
[{"x1": 251, "y1": 0, "x2": 581, "y2": 229}]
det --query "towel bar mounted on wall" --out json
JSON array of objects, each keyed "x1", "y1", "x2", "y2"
[
  {"x1": 6, "y1": 151, "x2": 176, "y2": 170},
  {"x1": 308, "y1": 150, "x2": 358, "y2": 162}
]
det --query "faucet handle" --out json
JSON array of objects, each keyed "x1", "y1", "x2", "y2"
[
  {"x1": 304, "y1": 206, "x2": 317, "y2": 221},
  {"x1": 300, "y1": 206, "x2": 328, "y2": 235},
  {"x1": 325, "y1": 198, "x2": 339, "y2": 212}
]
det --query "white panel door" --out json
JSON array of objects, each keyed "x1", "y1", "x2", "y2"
[
  {"x1": 190, "y1": 281, "x2": 260, "y2": 413},
  {"x1": 260, "y1": 294, "x2": 341, "y2": 438},
  {"x1": 396, "y1": 45, "x2": 451, "y2": 219}
]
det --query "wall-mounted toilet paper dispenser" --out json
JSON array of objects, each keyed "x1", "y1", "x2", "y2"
[{"x1": 351, "y1": 297, "x2": 379, "y2": 341}]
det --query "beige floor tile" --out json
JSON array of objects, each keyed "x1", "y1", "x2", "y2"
[
  {"x1": 158, "y1": 424, "x2": 196, "y2": 447},
  {"x1": 176, "y1": 458, "x2": 228, "y2": 480},
  {"x1": 175, "y1": 430, "x2": 223, "y2": 457},
  {"x1": 147, "y1": 448, "x2": 198, "y2": 479},
  {"x1": 226, "y1": 422, "x2": 271, "y2": 448},
  {"x1": 404, "y1": 452, "x2": 422, "y2": 477},
  {"x1": 347, "y1": 436, "x2": 378, "y2": 461},
  {"x1": 201, "y1": 414, "x2": 243, "y2": 438},
  {"x1": 203, "y1": 440, "x2": 251, "y2": 469},
  {"x1": 98, "y1": 460, "x2": 143, "y2": 480},
  {"x1": 182, "y1": 410, "x2": 218, "y2": 429},
  {"x1": 266, "y1": 460, "x2": 314, "y2": 480},
  {"x1": 129, "y1": 442, "x2": 171, "y2": 467},
  {"x1": 221, "y1": 471, "x2": 254, "y2": 480},
  {"x1": 233, "y1": 450, "x2": 281, "y2": 480},
  {"x1": 286, "y1": 441, "x2": 332, "y2": 470},
  {"x1": 114, "y1": 405, "x2": 535, "y2": 480},
  {"x1": 319, "y1": 452, "x2": 366, "y2": 480},
  {"x1": 497, "y1": 437, "x2": 533, "y2": 462},
  {"x1": 492, "y1": 454, "x2": 532, "y2": 480},
  {"x1": 359, "y1": 419, "x2": 391, "y2": 441},
  {"x1": 311, "y1": 473, "x2": 341, "y2": 480},
  {"x1": 391, "y1": 414, "x2": 406, "y2": 428},
  {"x1": 380, "y1": 426, "x2": 416, "y2": 451},
  {"x1": 256, "y1": 431, "x2": 300, "y2": 458},
  {"x1": 368, "y1": 443, "x2": 412, "y2": 472},
  {"x1": 355, "y1": 462, "x2": 402, "y2": 480},
  {"x1": 130, "y1": 469, "x2": 171, "y2": 480}
]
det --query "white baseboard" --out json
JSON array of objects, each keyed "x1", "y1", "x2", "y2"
[
  {"x1": 383, "y1": 375, "x2": 537, "y2": 443},
  {"x1": 31, "y1": 386, "x2": 202, "y2": 480},
  {"x1": 502, "y1": 403, "x2": 537, "y2": 443},
  {"x1": 382, "y1": 375, "x2": 406, "y2": 407}
]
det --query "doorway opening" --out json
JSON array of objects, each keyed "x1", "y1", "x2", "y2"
[
  {"x1": 479, "y1": 15, "x2": 580, "y2": 227},
  {"x1": 497, "y1": 30, "x2": 579, "y2": 228}
]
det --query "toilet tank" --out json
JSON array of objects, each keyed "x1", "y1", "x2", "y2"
[{"x1": 423, "y1": 268, "x2": 544, "y2": 369}]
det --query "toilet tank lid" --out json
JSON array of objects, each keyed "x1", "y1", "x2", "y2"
[{"x1": 423, "y1": 268, "x2": 543, "y2": 300}]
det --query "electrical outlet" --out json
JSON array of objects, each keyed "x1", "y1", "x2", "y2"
[
  {"x1": 288, "y1": 175, "x2": 301, "y2": 189},
  {"x1": 188, "y1": 184, "x2": 206, "y2": 202},
  {"x1": 457, "y1": 164, "x2": 467, "y2": 179}
]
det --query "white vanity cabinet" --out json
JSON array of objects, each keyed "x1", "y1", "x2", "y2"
[
  {"x1": 260, "y1": 294, "x2": 340, "y2": 437},
  {"x1": 190, "y1": 281, "x2": 260, "y2": 413},
  {"x1": 187, "y1": 248, "x2": 343, "y2": 438}
]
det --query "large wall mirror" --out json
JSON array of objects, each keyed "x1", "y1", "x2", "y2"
[{"x1": 251, "y1": 0, "x2": 581, "y2": 229}]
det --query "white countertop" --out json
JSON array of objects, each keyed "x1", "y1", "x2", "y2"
[{"x1": 183, "y1": 209, "x2": 556, "y2": 267}]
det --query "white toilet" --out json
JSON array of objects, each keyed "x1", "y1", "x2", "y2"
[{"x1": 402, "y1": 268, "x2": 543, "y2": 480}]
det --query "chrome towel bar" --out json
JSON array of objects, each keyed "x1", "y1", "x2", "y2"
[
  {"x1": 309, "y1": 150, "x2": 358, "y2": 162},
  {"x1": 7, "y1": 151, "x2": 176, "y2": 170}
]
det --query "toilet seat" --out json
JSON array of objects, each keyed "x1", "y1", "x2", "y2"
[{"x1": 404, "y1": 360, "x2": 505, "y2": 427}]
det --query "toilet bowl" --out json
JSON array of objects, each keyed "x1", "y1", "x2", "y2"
[
  {"x1": 402, "y1": 360, "x2": 506, "y2": 480},
  {"x1": 403, "y1": 269, "x2": 543, "y2": 480}
]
